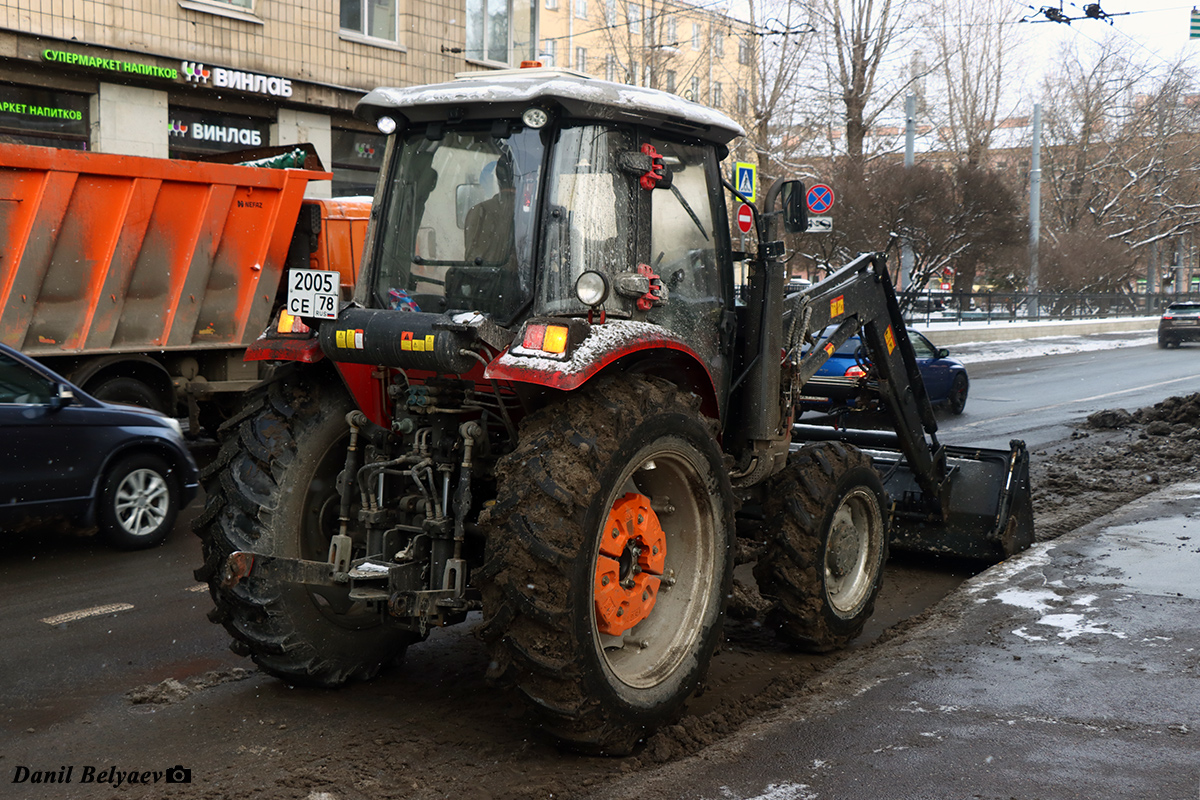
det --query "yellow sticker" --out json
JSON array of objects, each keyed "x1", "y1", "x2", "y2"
[
  {"x1": 885, "y1": 326, "x2": 896, "y2": 354},
  {"x1": 425, "y1": 334, "x2": 435, "y2": 351},
  {"x1": 830, "y1": 295, "x2": 845, "y2": 318},
  {"x1": 824, "y1": 343, "x2": 835, "y2": 356},
  {"x1": 401, "y1": 331, "x2": 413, "y2": 351},
  {"x1": 336, "y1": 330, "x2": 347, "y2": 348}
]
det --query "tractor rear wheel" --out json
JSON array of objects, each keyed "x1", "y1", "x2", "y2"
[
  {"x1": 193, "y1": 368, "x2": 415, "y2": 686},
  {"x1": 754, "y1": 442, "x2": 887, "y2": 652},
  {"x1": 478, "y1": 375, "x2": 734, "y2": 755}
]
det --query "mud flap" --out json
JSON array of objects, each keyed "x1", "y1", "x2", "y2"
[{"x1": 880, "y1": 440, "x2": 1034, "y2": 563}]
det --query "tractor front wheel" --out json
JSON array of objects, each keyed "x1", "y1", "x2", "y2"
[
  {"x1": 478, "y1": 376, "x2": 734, "y2": 754},
  {"x1": 754, "y1": 442, "x2": 887, "y2": 652}
]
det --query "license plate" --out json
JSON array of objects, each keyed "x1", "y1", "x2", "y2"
[{"x1": 287, "y1": 269, "x2": 339, "y2": 319}]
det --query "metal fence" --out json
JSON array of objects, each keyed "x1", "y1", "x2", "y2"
[{"x1": 901, "y1": 291, "x2": 1200, "y2": 325}]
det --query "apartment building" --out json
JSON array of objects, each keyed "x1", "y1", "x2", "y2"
[
  {"x1": 0, "y1": 0, "x2": 538, "y2": 194},
  {"x1": 536, "y1": 0, "x2": 753, "y2": 119}
]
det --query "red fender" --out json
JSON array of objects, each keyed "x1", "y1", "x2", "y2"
[{"x1": 484, "y1": 319, "x2": 719, "y2": 415}]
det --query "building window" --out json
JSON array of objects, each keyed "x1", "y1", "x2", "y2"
[
  {"x1": 666, "y1": 16, "x2": 677, "y2": 44},
  {"x1": 466, "y1": 0, "x2": 537, "y2": 64},
  {"x1": 629, "y1": 59, "x2": 639, "y2": 84},
  {"x1": 541, "y1": 38, "x2": 557, "y2": 66},
  {"x1": 575, "y1": 46, "x2": 588, "y2": 73},
  {"x1": 606, "y1": 53, "x2": 617, "y2": 81},
  {"x1": 665, "y1": 70, "x2": 676, "y2": 93},
  {"x1": 0, "y1": 86, "x2": 89, "y2": 150},
  {"x1": 689, "y1": 76, "x2": 700, "y2": 101},
  {"x1": 546, "y1": 0, "x2": 558, "y2": 9},
  {"x1": 341, "y1": 0, "x2": 397, "y2": 41},
  {"x1": 713, "y1": 81, "x2": 722, "y2": 109},
  {"x1": 713, "y1": 30, "x2": 724, "y2": 57},
  {"x1": 604, "y1": 0, "x2": 615, "y2": 23},
  {"x1": 331, "y1": 128, "x2": 387, "y2": 196},
  {"x1": 737, "y1": 87, "x2": 748, "y2": 114},
  {"x1": 643, "y1": 63, "x2": 651, "y2": 86},
  {"x1": 629, "y1": 4, "x2": 641, "y2": 34},
  {"x1": 169, "y1": 107, "x2": 270, "y2": 158},
  {"x1": 574, "y1": 0, "x2": 586, "y2": 19},
  {"x1": 738, "y1": 37, "x2": 751, "y2": 65},
  {"x1": 692, "y1": 23, "x2": 701, "y2": 49}
]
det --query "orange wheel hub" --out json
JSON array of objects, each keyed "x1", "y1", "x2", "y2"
[{"x1": 594, "y1": 493, "x2": 666, "y2": 636}]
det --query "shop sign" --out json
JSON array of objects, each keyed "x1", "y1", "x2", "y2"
[
  {"x1": 42, "y1": 49, "x2": 178, "y2": 79},
  {"x1": 181, "y1": 61, "x2": 293, "y2": 98},
  {"x1": 0, "y1": 87, "x2": 89, "y2": 137},
  {"x1": 169, "y1": 108, "x2": 269, "y2": 152}
]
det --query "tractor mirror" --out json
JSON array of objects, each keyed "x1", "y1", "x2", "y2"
[{"x1": 780, "y1": 180, "x2": 807, "y2": 234}]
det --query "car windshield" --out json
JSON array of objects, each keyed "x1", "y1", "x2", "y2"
[
  {"x1": 370, "y1": 126, "x2": 543, "y2": 324},
  {"x1": 1167, "y1": 304, "x2": 1200, "y2": 313}
]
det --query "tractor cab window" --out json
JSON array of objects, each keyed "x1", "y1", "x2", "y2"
[
  {"x1": 537, "y1": 125, "x2": 638, "y2": 315},
  {"x1": 372, "y1": 126, "x2": 542, "y2": 324}
]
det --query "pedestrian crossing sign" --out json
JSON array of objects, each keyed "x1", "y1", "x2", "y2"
[{"x1": 735, "y1": 162, "x2": 756, "y2": 203}]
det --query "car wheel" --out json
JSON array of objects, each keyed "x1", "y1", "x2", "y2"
[
  {"x1": 1158, "y1": 338, "x2": 1170, "y2": 349},
  {"x1": 98, "y1": 453, "x2": 180, "y2": 550},
  {"x1": 90, "y1": 376, "x2": 167, "y2": 415},
  {"x1": 947, "y1": 373, "x2": 969, "y2": 415}
]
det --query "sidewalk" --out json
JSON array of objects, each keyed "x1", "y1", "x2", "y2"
[{"x1": 588, "y1": 482, "x2": 1200, "y2": 800}]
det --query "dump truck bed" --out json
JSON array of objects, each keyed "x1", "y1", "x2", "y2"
[{"x1": 0, "y1": 143, "x2": 329, "y2": 356}]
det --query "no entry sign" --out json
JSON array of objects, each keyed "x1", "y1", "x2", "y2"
[{"x1": 736, "y1": 203, "x2": 753, "y2": 233}]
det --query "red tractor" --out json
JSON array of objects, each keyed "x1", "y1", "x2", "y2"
[{"x1": 195, "y1": 67, "x2": 1033, "y2": 754}]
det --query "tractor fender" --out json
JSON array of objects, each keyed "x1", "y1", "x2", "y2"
[{"x1": 484, "y1": 319, "x2": 721, "y2": 419}]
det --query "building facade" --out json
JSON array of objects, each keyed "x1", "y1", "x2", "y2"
[
  {"x1": 0, "y1": 0, "x2": 538, "y2": 195},
  {"x1": 536, "y1": 0, "x2": 753, "y2": 119}
]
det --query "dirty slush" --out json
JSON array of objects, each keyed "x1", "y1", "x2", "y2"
[{"x1": 105, "y1": 393, "x2": 1200, "y2": 800}]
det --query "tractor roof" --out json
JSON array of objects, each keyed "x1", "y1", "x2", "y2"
[{"x1": 355, "y1": 67, "x2": 745, "y2": 146}]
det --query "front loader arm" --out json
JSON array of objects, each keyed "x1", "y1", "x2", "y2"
[{"x1": 784, "y1": 253, "x2": 948, "y2": 500}]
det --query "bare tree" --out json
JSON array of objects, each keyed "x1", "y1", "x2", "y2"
[
  {"x1": 925, "y1": 0, "x2": 1023, "y2": 169},
  {"x1": 819, "y1": 0, "x2": 913, "y2": 168}
]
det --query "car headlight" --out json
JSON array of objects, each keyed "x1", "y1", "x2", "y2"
[{"x1": 164, "y1": 417, "x2": 183, "y2": 438}]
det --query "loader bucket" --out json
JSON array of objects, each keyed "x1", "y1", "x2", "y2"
[
  {"x1": 792, "y1": 426, "x2": 1034, "y2": 563},
  {"x1": 883, "y1": 441, "x2": 1034, "y2": 563}
]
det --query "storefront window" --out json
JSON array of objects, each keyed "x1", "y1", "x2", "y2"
[
  {"x1": 168, "y1": 108, "x2": 270, "y2": 158},
  {"x1": 332, "y1": 129, "x2": 386, "y2": 197},
  {"x1": 0, "y1": 86, "x2": 89, "y2": 150}
]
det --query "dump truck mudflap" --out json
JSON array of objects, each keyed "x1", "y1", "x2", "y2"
[{"x1": 792, "y1": 425, "x2": 1034, "y2": 563}]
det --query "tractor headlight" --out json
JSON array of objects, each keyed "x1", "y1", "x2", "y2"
[
  {"x1": 376, "y1": 115, "x2": 397, "y2": 135},
  {"x1": 522, "y1": 107, "x2": 550, "y2": 129},
  {"x1": 575, "y1": 271, "x2": 609, "y2": 307}
]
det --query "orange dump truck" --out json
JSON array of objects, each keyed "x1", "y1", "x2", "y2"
[{"x1": 0, "y1": 142, "x2": 368, "y2": 431}]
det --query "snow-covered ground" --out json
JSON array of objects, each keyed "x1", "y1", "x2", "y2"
[{"x1": 940, "y1": 333, "x2": 1158, "y2": 366}]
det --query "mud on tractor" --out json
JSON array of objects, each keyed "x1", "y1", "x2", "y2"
[{"x1": 194, "y1": 67, "x2": 1033, "y2": 754}]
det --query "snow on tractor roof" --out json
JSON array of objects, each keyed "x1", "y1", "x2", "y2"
[{"x1": 355, "y1": 67, "x2": 745, "y2": 146}]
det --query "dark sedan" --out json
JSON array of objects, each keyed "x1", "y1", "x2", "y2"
[
  {"x1": 1158, "y1": 302, "x2": 1200, "y2": 348},
  {"x1": 800, "y1": 328, "x2": 969, "y2": 415},
  {"x1": 0, "y1": 344, "x2": 199, "y2": 549}
]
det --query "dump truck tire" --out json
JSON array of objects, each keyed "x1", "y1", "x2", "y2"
[
  {"x1": 754, "y1": 442, "x2": 887, "y2": 653},
  {"x1": 477, "y1": 375, "x2": 734, "y2": 755},
  {"x1": 193, "y1": 370, "x2": 414, "y2": 686}
]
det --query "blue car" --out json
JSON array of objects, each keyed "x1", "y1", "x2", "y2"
[
  {"x1": 0, "y1": 343, "x2": 199, "y2": 549},
  {"x1": 800, "y1": 328, "x2": 969, "y2": 415}
]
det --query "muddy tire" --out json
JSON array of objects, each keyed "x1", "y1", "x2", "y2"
[
  {"x1": 477, "y1": 375, "x2": 734, "y2": 755},
  {"x1": 753, "y1": 442, "x2": 887, "y2": 653},
  {"x1": 193, "y1": 368, "x2": 414, "y2": 686}
]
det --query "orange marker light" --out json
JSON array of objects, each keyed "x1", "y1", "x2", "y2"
[{"x1": 543, "y1": 325, "x2": 569, "y2": 354}]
